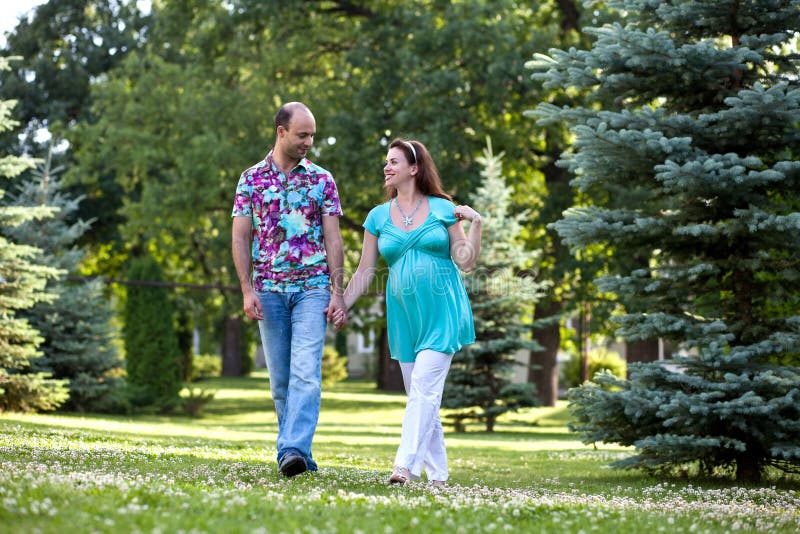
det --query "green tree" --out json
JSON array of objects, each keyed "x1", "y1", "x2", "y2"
[
  {"x1": 0, "y1": 0, "x2": 149, "y2": 143},
  {"x1": 531, "y1": 0, "x2": 800, "y2": 481},
  {"x1": 0, "y1": 0, "x2": 150, "y2": 249},
  {"x1": 66, "y1": 0, "x2": 556, "y2": 378},
  {"x1": 0, "y1": 57, "x2": 67, "y2": 412},
  {"x1": 523, "y1": 0, "x2": 626, "y2": 406},
  {"x1": 52, "y1": 0, "x2": 615, "y2": 391},
  {"x1": 67, "y1": 3, "x2": 274, "y2": 372},
  {"x1": 7, "y1": 148, "x2": 124, "y2": 412},
  {"x1": 443, "y1": 139, "x2": 547, "y2": 432},
  {"x1": 123, "y1": 255, "x2": 182, "y2": 411}
]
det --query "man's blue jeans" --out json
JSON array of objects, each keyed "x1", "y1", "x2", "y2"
[{"x1": 257, "y1": 289, "x2": 330, "y2": 471}]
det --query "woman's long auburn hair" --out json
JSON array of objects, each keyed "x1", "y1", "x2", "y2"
[{"x1": 384, "y1": 138, "x2": 453, "y2": 202}]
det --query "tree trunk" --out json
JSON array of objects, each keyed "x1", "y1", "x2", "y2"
[
  {"x1": 626, "y1": 339, "x2": 660, "y2": 364},
  {"x1": 222, "y1": 315, "x2": 242, "y2": 376},
  {"x1": 452, "y1": 416, "x2": 466, "y2": 433},
  {"x1": 529, "y1": 300, "x2": 561, "y2": 406},
  {"x1": 175, "y1": 309, "x2": 193, "y2": 382},
  {"x1": 579, "y1": 302, "x2": 590, "y2": 383},
  {"x1": 735, "y1": 454, "x2": 761, "y2": 483},
  {"x1": 486, "y1": 414, "x2": 495, "y2": 432},
  {"x1": 377, "y1": 326, "x2": 404, "y2": 391},
  {"x1": 556, "y1": 0, "x2": 580, "y2": 34}
]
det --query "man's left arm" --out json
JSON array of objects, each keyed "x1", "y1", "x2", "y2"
[{"x1": 322, "y1": 214, "x2": 346, "y2": 323}]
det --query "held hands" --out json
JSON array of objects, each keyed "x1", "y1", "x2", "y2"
[
  {"x1": 243, "y1": 288, "x2": 347, "y2": 329},
  {"x1": 454, "y1": 205, "x2": 481, "y2": 223},
  {"x1": 325, "y1": 293, "x2": 348, "y2": 331}
]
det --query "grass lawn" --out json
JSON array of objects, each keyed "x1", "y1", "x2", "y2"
[{"x1": 1, "y1": 370, "x2": 798, "y2": 533}]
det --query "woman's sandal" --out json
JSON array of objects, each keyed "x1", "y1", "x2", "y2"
[{"x1": 389, "y1": 466, "x2": 411, "y2": 485}]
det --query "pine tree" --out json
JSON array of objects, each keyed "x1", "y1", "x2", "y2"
[
  {"x1": 443, "y1": 138, "x2": 547, "y2": 432},
  {"x1": 530, "y1": 0, "x2": 800, "y2": 481},
  {"x1": 0, "y1": 57, "x2": 68, "y2": 412},
  {"x1": 123, "y1": 255, "x2": 182, "y2": 412},
  {"x1": 7, "y1": 148, "x2": 124, "y2": 412}
]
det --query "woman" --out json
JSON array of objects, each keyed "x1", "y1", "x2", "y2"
[{"x1": 341, "y1": 138, "x2": 482, "y2": 486}]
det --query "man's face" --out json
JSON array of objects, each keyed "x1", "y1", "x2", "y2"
[{"x1": 277, "y1": 111, "x2": 316, "y2": 161}]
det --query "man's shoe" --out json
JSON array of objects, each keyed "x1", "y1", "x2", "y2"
[{"x1": 279, "y1": 454, "x2": 307, "y2": 478}]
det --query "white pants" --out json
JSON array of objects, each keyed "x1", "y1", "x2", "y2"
[{"x1": 394, "y1": 349, "x2": 453, "y2": 481}]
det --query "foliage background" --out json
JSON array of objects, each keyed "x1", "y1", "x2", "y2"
[{"x1": 0, "y1": 0, "x2": 592, "y2": 358}]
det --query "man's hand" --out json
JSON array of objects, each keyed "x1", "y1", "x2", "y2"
[
  {"x1": 325, "y1": 293, "x2": 347, "y2": 330},
  {"x1": 242, "y1": 287, "x2": 264, "y2": 321},
  {"x1": 232, "y1": 216, "x2": 262, "y2": 320}
]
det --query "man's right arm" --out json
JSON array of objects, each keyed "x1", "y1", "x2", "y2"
[{"x1": 232, "y1": 216, "x2": 263, "y2": 321}]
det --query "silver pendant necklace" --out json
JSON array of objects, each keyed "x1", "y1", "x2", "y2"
[{"x1": 395, "y1": 197, "x2": 423, "y2": 227}]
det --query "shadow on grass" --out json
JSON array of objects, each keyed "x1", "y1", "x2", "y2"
[
  {"x1": 0, "y1": 438, "x2": 284, "y2": 480},
  {"x1": 1, "y1": 418, "x2": 269, "y2": 445},
  {"x1": 446, "y1": 429, "x2": 576, "y2": 441},
  {"x1": 201, "y1": 398, "x2": 273, "y2": 416},
  {"x1": 314, "y1": 426, "x2": 399, "y2": 437},
  {"x1": 200, "y1": 394, "x2": 405, "y2": 417},
  {"x1": 2, "y1": 416, "x2": 405, "y2": 446},
  {"x1": 320, "y1": 397, "x2": 406, "y2": 412},
  {"x1": 194, "y1": 375, "x2": 404, "y2": 416},
  {"x1": 538, "y1": 470, "x2": 800, "y2": 491},
  {"x1": 192, "y1": 373, "x2": 267, "y2": 391}
]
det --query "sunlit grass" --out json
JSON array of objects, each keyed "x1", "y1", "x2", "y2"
[{"x1": 1, "y1": 371, "x2": 798, "y2": 533}]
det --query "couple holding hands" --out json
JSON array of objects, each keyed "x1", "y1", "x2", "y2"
[{"x1": 232, "y1": 102, "x2": 482, "y2": 485}]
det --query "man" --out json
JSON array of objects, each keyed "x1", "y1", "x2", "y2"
[{"x1": 232, "y1": 102, "x2": 346, "y2": 477}]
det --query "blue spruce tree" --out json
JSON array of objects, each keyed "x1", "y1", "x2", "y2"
[
  {"x1": 8, "y1": 148, "x2": 125, "y2": 412},
  {"x1": 443, "y1": 138, "x2": 547, "y2": 432},
  {"x1": 0, "y1": 57, "x2": 67, "y2": 412},
  {"x1": 529, "y1": 0, "x2": 800, "y2": 481}
]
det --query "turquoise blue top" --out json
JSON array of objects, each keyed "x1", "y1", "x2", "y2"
[{"x1": 364, "y1": 196, "x2": 475, "y2": 362}]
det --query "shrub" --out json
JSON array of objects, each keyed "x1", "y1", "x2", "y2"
[
  {"x1": 180, "y1": 387, "x2": 216, "y2": 417},
  {"x1": 0, "y1": 372, "x2": 69, "y2": 413},
  {"x1": 561, "y1": 347, "x2": 626, "y2": 389},
  {"x1": 190, "y1": 354, "x2": 222, "y2": 382},
  {"x1": 322, "y1": 345, "x2": 347, "y2": 387}
]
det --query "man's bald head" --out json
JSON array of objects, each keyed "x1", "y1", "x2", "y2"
[{"x1": 275, "y1": 102, "x2": 313, "y2": 132}]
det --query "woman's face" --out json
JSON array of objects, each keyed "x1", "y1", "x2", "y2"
[{"x1": 383, "y1": 147, "x2": 417, "y2": 188}]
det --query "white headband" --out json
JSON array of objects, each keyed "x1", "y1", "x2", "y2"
[{"x1": 404, "y1": 141, "x2": 417, "y2": 162}]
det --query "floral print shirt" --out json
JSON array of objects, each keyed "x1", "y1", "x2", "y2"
[{"x1": 232, "y1": 151, "x2": 343, "y2": 292}]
